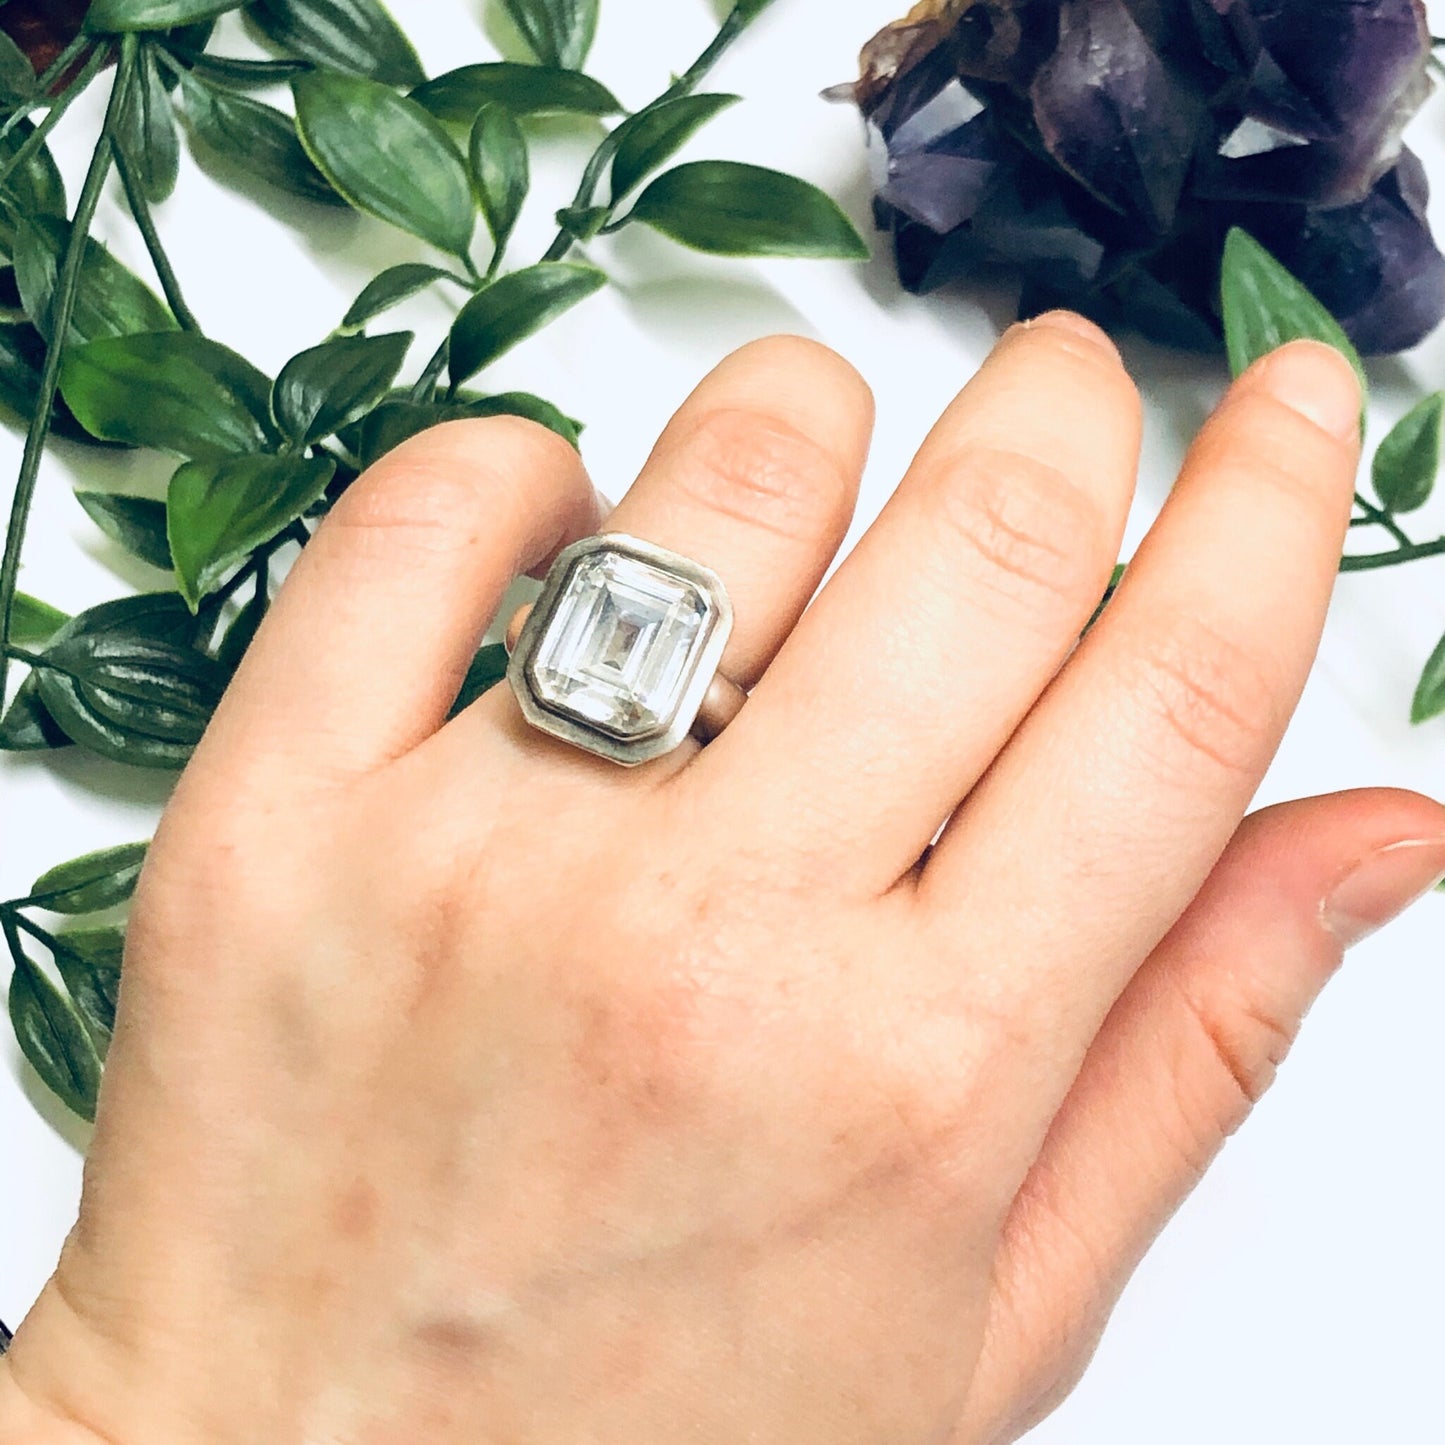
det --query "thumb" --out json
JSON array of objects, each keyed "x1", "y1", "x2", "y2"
[{"x1": 959, "y1": 788, "x2": 1445, "y2": 1444}]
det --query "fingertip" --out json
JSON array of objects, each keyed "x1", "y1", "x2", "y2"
[{"x1": 1234, "y1": 340, "x2": 1363, "y2": 444}]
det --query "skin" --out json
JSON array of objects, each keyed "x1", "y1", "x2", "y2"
[{"x1": 2, "y1": 317, "x2": 1442, "y2": 1443}]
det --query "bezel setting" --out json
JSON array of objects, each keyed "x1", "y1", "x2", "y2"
[{"x1": 507, "y1": 533, "x2": 734, "y2": 766}]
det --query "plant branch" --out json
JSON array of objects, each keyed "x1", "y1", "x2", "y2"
[
  {"x1": 1353, "y1": 491, "x2": 1412, "y2": 548},
  {"x1": 1340, "y1": 537, "x2": 1445, "y2": 572},
  {"x1": 0, "y1": 49, "x2": 132, "y2": 710},
  {"x1": 540, "y1": 2, "x2": 760, "y2": 263},
  {"x1": 112, "y1": 112, "x2": 202, "y2": 333},
  {"x1": 0, "y1": 42, "x2": 111, "y2": 187}
]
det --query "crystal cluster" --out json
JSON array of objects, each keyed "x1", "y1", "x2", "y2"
[{"x1": 850, "y1": 0, "x2": 1445, "y2": 355}]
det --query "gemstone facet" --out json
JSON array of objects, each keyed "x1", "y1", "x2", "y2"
[{"x1": 509, "y1": 535, "x2": 733, "y2": 765}]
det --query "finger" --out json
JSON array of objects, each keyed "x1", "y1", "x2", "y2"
[
  {"x1": 954, "y1": 790, "x2": 1445, "y2": 1445},
  {"x1": 198, "y1": 418, "x2": 600, "y2": 787},
  {"x1": 690, "y1": 313, "x2": 1141, "y2": 893},
  {"x1": 921, "y1": 341, "x2": 1363, "y2": 1067},
  {"x1": 448, "y1": 336, "x2": 873, "y2": 775}
]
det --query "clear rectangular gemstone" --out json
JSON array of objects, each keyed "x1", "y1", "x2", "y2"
[{"x1": 529, "y1": 551, "x2": 711, "y2": 740}]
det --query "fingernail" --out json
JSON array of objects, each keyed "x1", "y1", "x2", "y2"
[
  {"x1": 1321, "y1": 838, "x2": 1445, "y2": 948},
  {"x1": 594, "y1": 486, "x2": 616, "y2": 520},
  {"x1": 1251, "y1": 341, "x2": 1362, "y2": 441},
  {"x1": 1022, "y1": 309, "x2": 1121, "y2": 359}
]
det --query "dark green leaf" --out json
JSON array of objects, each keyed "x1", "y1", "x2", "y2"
[
  {"x1": 179, "y1": 72, "x2": 343, "y2": 206},
  {"x1": 1373, "y1": 393, "x2": 1444, "y2": 516},
  {"x1": 609, "y1": 94, "x2": 739, "y2": 202},
  {"x1": 1412, "y1": 629, "x2": 1445, "y2": 725},
  {"x1": 412, "y1": 63, "x2": 621, "y2": 122},
  {"x1": 48, "y1": 928, "x2": 125, "y2": 1043},
  {"x1": 216, "y1": 583, "x2": 268, "y2": 672},
  {"x1": 341, "y1": 263, "x2": 458, "y2": 331},
  {"x1": 0, "y1": 30, "x2": 36, "y2": 102},
  {"x1": 74, "y1": 492, "x2": 174, "y2": 570},
  {"x1": 11, "y1": 593, "x2": 70, "y2": 647},
  {"x1": 358, "y1": 390, "x2": 581, "y2": 466},
  {"x1": 248, "y1": 0, "x2": 424, "y2": 88},
  {"x1": 628, "y1": 162, "x2": 869, "y2": 260},
  {"x1": 730, "y1": 0, "x2": 780, "y2": 19},
  {"x1": 13, "y1": 215, "x2": 176, "y2": 344},
  {"x1": 87, "y1": 0, "x2": 245, "y2": 31},
  {"x1": 470, "y1": 104, "x2": 528, "y2": 256},
  {"x1": 7, "y1": 949, "x2": 102, "y2": 1120},
  {"x1": 1220, "y1": 228, "x2": 1368, "y2": 394},
  {"x1": 61, "y1": 331, "x2": 275, "y2": 458},
  {"x1": 294, "y1": 71, "x2": 474, "y2": 257},
  {"x1": 449, "y1": 643, "x2": 508, "y2": 718},
  {"x1": 30, "y1": 843, "x2": 149, "y2": 914},
  {"x1": 0, "y1": 119, "x2": 66, "y2": 250},
  {"x1": 116, "y1": 43, "x2": 180, "y2": 203},
  {"x1": 273, "y1": 330, "x2": 412, "y2": 446},
  {"x1": 0, "y1": 673, "x2": 71, "y2": 752},
  {"x1": 449, "y1": 262, "x2": 605, "y2": 386},
  {"x1": 178, "y1": 52, "x2": 313, "y2": 87},
  {"x1": 0, "y1": 322, "x2": 102, "y2": 444},
  {"x1": 36, "y1": 598, "x2": 227, "y2": 767},
  {"x1": 499, "y1": 0, "x2": 598, "y2": 70},
  {"x1": 169, "y1": 454, "x2": 334, "y2": 608}
]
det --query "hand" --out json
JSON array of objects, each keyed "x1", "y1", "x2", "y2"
[{"x1": 4, "y1": 319, "x2": 1441, "y2": 1445}]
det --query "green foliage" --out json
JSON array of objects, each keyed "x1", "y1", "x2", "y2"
[
  {"x1": 413, "y1": 63, "x2": 621, "y2": 122},
  {"x1": 1373, "y1": 393, "x2": 1444, "y2": 516},
  {"x1": 74, "y1": 492, "x2": 175, "y2": 571},
  {"x1": 470, "y1": 104, "x2": 529, "y2": 261},
  {"x1": 88, "y1": 0, "x2": 246, "y2": 31},
  {"x1": 272, "y1": 332, "x2": 413, "y2": 447},
  {"x1": 29, "y1": 844, "x2": 149, "y2": 915},
  {"x1": 248, "y1": 0, "x2": 425, "y2": 88},
  {"x1": 628, "y1": 162, "x2": 870, "y2": 259},
  {"x1": 294, "y1": 71, "x2": 475, "y2": 258},
  {"x1": 499, "y1": 0, "x2": 600, "y2": 70},
  {"x1": 609, "y1": 94, "x2": 739, "y2": 202}
]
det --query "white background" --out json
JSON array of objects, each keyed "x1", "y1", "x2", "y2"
[{"x1": 2, "y1": 2, "x2": 1444, "y2": 1440}]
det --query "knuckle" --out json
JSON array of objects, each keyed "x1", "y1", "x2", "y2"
[
  {"x1": 675, "y1": 407, "x2": 854, "y2": 543},
  {"x1": 1175, "y1": 975, "x2": 1299, "y2": 1143},
  {"x1": 1127, "y1": 613, "x2": 1280, "y2": 781},
  {"x1": 925, "y1": 449, "x2": 1112, "y2": 621}
]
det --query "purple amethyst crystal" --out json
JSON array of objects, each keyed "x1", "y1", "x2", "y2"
[{"x1": 850, "y1": 0, "x2": 1445, "y2": 355}]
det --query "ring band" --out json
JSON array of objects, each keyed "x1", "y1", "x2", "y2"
[{"x1": 505, "y1": 533, "x2": 742, "y2": 766}]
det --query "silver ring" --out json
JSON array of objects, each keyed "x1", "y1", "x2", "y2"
[{"x1": 505, "y1": 533, "x2": 744, "y2": 767}]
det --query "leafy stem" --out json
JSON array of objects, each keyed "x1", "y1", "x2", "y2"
[
  {"x1": 0, "y1": 42, "x2": 112, "y2": 189},
  {"x1": 541, "y1": 0, "x2": 763, "y2": 263},
  {"x1": 1352, "y1": 491, "x2": 1412, "y2": 548},
  {"x1": 0, "y1": 44, "x2": 129, "y2": 711},
  {"x1": 1341, "y1": 536, "x2": 1445, "y2": 573}
]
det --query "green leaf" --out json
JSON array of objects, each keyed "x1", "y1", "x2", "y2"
[
  {"x1": 179, "y1": 72, "x2": 343, "y2": 206},
  {"x1": 13, "y1": 215, "x2": 176, "y2": 345},
  {"x1": 0, "y1": 119, "x2": 66, "y2": 250},
  {"x1": 499, "y1": 0, "x2": 599, "y2": 70},
  {"x1": 1372, "y1": 393, "x2": 1444, "y2": 516},
  {"x1": 609, "y1": 94, "x2": 739, "y2": 202},
  {"x1": 179, "y1": 52, "x2": 312, "y2": 87},
  {"x1": 0, "y1": 674, "x2": 72, "y2": 752},
  {"x1": 30, "y1": 843, "x2": 149, "y2": 915},
  {"x1": 273, "y1": 330, "x2": 412, "y2": 446},
  {"x1": 730, "y1": 0, "x2": 780, "y2": 18},
  {"x1": 294, "y1": 71, "x2": 475, "y2": 257},
  {"x1": 0, "y1": 30, "x2": 36, "y2": 102},
  {"x1": 449, "y1": 262, "x2": 605, "y2": 386},
  {"x1": 248, "y1": 0, "x2": 425, "y2": 88},
  {"x1": 7, "y1": 949, "x2": 102, "y2": 1121},
  {"x1": 74, "y1": 492, "x2": 174, "y2": 570},
  {"x1": 412, "y1": 63, "x2": 621, "y2": 123},
  {"x1": 216, "y1": 583, "x2": 268, "y2": 673},
  {"x1": 629, "y1": 162, "x2": 870, "y2": 260},
  {"x1": 11, "y1": 593, "x2": 70, "y2": 647},
  {"x1": 116, "y1": 43, "x2": 180, "y2": 204},
  {"x1": 48, "y1": 928, "x2": 126, "y2": 1043},
  {"x1": 341, "y1": 263, "x2": 458, "y2": 331},
  {"x1": 87, "y1": 0, "x2": 244, "y2": 31},
  {"x1": 168, "y1": 454, "x2": 334, "y2": 608},
  {"x1": 1412, "y1": 629, "x2": 1445, "y2": 725},
  {"x1": 0, "y1": 322, "x2": 104, "y2": 445},
  {"x1": 470, "y1": 104, "x2": 529, "y2": 257},
  {"x1": 61, "y1": 332, "x2": 276, "y2": 458},
  {"x1": 35, "y1": 596, "x2": 227, "y2": 768},
  {"x1": 449, "y1": 643, "x2": 509, "y2": 718},
  {"x1": 1220, "y1": 228, "x2": 1368, "y2": 395},
  {"x1": 358, "y1": 390, "x2": 581, "y2": 466}
]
